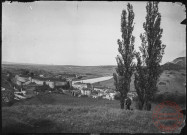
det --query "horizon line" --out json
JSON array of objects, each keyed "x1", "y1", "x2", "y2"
[
  {"x1": 2, "y1": 56, "x2": 186, "y2": 67},
  {"x1": 2, "y1": 61, "x2": 117, "y2": 67}
]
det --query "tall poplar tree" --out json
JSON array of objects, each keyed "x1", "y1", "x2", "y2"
[
  {"x1": 114, "y1": 3, "x2": 135, "y2": 109},
  {"x1": 134, "y1": 2, "x2": 166, "y2": 110}
]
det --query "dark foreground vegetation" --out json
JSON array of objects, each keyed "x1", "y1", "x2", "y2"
[{"x1": 2, "y1": 93, "x2": 186, "y2": 133}]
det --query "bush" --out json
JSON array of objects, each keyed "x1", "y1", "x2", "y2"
[
  {"x1": 2, "y1": 90, "x2": 15, "y2": 106},
  {"x1": 181, "y1": 73, "x2": 186, "y2": 76},
  {"x1": 133, "y1": 96, "x2": 139, "y2": 102},
  {"x1": 134, "y1": 98, "x2": 144, "y2": 110},
  {"x1": 158, "y1": 82, "x2": 166, "y2": 85},
  {"x1": 153, "y1": 92, "x2": 186, "y2": 105},
  {"x1": 114, "y1": 93, "x2": 120, "y2": 100},
  {"x1": 80, "y1": 95, "x2": 88, "y2": 98},
  {"x1": 77, "y1": 76, "x2": 82, "y2": 79}
]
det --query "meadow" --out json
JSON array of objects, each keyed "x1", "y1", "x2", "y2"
[{"x1": 2, "y1": 93, "x2": 185, "y2": 133}]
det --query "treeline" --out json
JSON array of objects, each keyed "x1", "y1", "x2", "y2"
[{"x1": 114, "y1": 2, "x2": 166, "y2": 111}]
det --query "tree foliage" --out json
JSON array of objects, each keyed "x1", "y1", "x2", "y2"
[
  {"x1": 134, "y1": 2, "x2": 166, "y2": 110},
  {"x1": 114, "y1": 3, "x2": 135, "y2": 109}
]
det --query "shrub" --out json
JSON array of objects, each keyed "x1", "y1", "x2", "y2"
[
  {"x1": 181, "y1": 73, "x2": 186, "y2": 76},
  {"x1": 133, "y1": 96, "x2": 139, "y2": 102},
  {"x1": 166, "y1": 80, "x2": 170, "y2": 83},
  {"x1": 80, "y1": 95, "x2": 88, "y2": 98},
  {"x1": 114, "y1": 93, "x2": 120, "y2": 100},
  {"x1": 153, "y1": 92, "x2": 186, "y2": 105},
  {"x1": 134, "y1": 99, "x2": 144, "y2": 110},
  {"x1": 2, "y1": 89, "x2": 15, "y2": 106},
  {"x1": 158, "y1": 82, "x2": 166, "y2": 85},
  {"x1": 77, "y1": 76, "x2": 82, "y2": 79}
]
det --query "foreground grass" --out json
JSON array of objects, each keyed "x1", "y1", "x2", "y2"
[{"x1": 2, "y1": 94, "x2": 185, "y2": 133}]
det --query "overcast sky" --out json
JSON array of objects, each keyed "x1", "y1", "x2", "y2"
[{"x1": 2, "y1": 1, "x2": 186, "y2": 66}]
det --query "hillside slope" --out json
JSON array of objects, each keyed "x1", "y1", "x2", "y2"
[
  {"x1": 2, "y1": 93, "x2": 185, "y2": 133},
  {"x1": 93, "y1": 70, "x2": 186, "y2": 95},
  {"x1": 172, "y1": 57, "x2": 186, "y2": 67},
  {"x1": 98, "y1": 57, "x2": 186, "y2": 95},
  {"x1": 161, "y1": 57, "x2": 186, "y2": 70},
  {"x1": 2, "y1": 64, "x2": 116, "y2": 77}
]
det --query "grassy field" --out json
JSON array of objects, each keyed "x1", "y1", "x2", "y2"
[{"x1": 2, "y1": 93, "x2": 185, "y2": 133}]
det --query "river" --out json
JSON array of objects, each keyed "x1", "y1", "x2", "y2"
[{"x1": 72, "y1": 76, "x2": 113, "y2": 84}]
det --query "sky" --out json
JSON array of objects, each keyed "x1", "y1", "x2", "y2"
[{"x1": 2, "y1": 1, "x2": 186, "y2": 66}]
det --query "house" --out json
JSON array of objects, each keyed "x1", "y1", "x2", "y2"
[
  {"x1": 15, "y1": 75, "x2": 29, "y2": 82},
  {"x1": 55, "y1": 81, "x2": 68, "y2": 87},
  {"x1": 102, "y1": 91, "x2": 116, "y2": 100},
  {"x1": 93, "y1": 86, "x2": 106, "y2": 92},
  {"x1": 62, "y1": 90, "x2": 69, "y2": 94},
  {"x1": 39, "y1": 74, "x2": 44, "y2": 77},
  {"x1": 127, "y1": 91, "x2": 137, "y2": 101},
  {"x1": 15, "y1": 75, "x2": 32, "y2": 86},
  {"x1": 109, "y1": 92, "x2": 116, "y2": 100},
  {"x1": 31, "y1": 78, "x2": 44, "y2": 85},
  {"x1": 81, "y1": 88, "x2": 92, "y2": 96},
  {"x1": 72, "y1": 82, "x2": 87, "y2": 90},
  {"x1": 70, "y1": 90, "x2": 81, "y2": 96},
  {"x1": 15, "y1": 74, "x2": 72, "y2": 90},
  {"x1": 93, "y1": 88, "x2": 116, "y2": 100},
  {"x1": 1, "y1": 87, "x2": 5, "y2": 91},
  {"x1": 98, "y1": 91, "x2": 105, "y2": 97},
  {"x1": 87, "y1": 83, "x2": 93, "y2": 90},
  {"x1": 92, "y1": 94, "x2": 99, "y2": 98}
]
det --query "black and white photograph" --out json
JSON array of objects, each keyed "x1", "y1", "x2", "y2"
[{"x1": 2, "y1": 1, "x2": 186, "y2": 133}]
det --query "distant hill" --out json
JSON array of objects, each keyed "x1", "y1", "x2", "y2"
[
  {"x1": 2, "y1": 63, "x2": 116, "y2": 78},
  {"x1": 2, "y1": 61, "x2": 17, "y2": 65},
  {"x1": 161, "y1": 57, "x2": 186, "y2": 70},
  {"x1": 2, "y1": 61, "x2": 51, "y2": 66}
]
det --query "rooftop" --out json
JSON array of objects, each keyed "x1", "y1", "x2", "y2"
[
  {"x1": 82, "y1": 88, "x2": 92, "y2": 91},
  {"x1": 19, "y1": 75, "x2": 30, "y2": 78},
  {"x1": 32, "y1": 77, "x2": 67, "y2": 82},
  {"x1": 74, "y1": 82, "x2": 88, "y2": 85},
  {"x1": 94, "y1": 86, "x2": 107, "y2": 89}
]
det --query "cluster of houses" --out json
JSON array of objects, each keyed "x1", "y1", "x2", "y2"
[
  {"x1": 15, "y1": 74, "x2": 72, "y2": 89},
  {"x1": 72, "y1": 82, "x2": 117, "y2": 100},
  {"x1": 71, "y1": 82, "x2": 137, "y2": 100},
  {"x1": 2, "y1": 72, "x2": 137, "y2": 103},
  {"x1": 3, "y1": 74, "x2": 73, "y2": 101}
]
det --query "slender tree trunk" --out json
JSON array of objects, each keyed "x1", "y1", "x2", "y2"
[
  {"x1": 143, "y1": 101, "x2": 151, "y2": 111},
  {"x1": 138, "y1": 98, "x2": 144, "y2": 110},
  {"x1": 120, "y1": 99, "x2": 125, "y2": 109},
  {"x1": 120, "y1": 94, "x2": 125, "y2": 109}
]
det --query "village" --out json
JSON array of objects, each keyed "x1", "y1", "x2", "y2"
[
  {"x1": 2, "y1": 1, "x2": 186, "y2": 133},
  {"x1": 2, "y1": 71, "x2": 137, "y2": 103}
]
